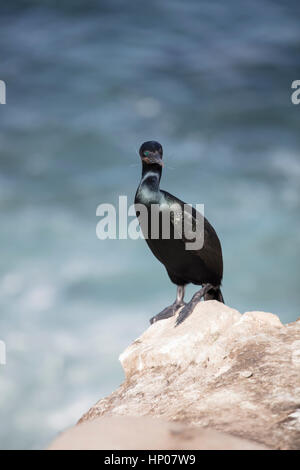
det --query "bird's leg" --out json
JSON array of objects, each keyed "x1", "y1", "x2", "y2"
[
  {"x1": 150, "y1": 285, "x2": 186, "y2": 324},
  {"x1": 176, "y1": 285, "x2": 185, "y2": 305},
  {"x1": 175, "y1": 283, "x2": 215, "y2": 326}
]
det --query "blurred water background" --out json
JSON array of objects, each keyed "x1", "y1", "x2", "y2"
[{"x1": 0, "y1": 0, "x2": 300, "y2": 449}]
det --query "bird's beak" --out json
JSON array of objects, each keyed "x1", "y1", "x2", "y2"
[{"x1": 142, "y1": 152, "x2": 164, "y2": 167}]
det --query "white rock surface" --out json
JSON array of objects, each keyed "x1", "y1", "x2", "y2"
[
  {"x1": 79, "y1": 301, "x2": 300, "y2": 450},
  {"x1": 49, "y1": 416, "x2": 269, "y2": 450}
]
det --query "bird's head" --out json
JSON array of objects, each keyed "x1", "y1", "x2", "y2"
[{"x1": 139, "y1": 141, "x2": 163, "y2": 168}]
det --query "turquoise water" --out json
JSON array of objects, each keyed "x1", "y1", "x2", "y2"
[{"x1": 0, "y1": 0, "x2": 300, "y2": 449}]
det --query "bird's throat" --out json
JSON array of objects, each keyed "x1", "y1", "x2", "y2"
[{"x1": 137, "y1": 167, "x2": 162, "y2": 203}]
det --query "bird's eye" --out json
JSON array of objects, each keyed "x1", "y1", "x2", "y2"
[{"x1": 144, "y1": 151, "x2": 150, "y2": 156}]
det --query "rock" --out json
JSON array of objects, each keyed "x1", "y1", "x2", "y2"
[
  {"x1": 78, "y1": 301, "x2": 300, "y2": 450},
  {"x1": 239, "y1": 370, "x2": 253, "y2": 379},
  {"x1": 48, "y1": 416, "x2": 269, "y2": 450}
]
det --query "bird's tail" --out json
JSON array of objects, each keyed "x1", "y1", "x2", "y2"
[{"x1": 204, "y1": 286, "x2": 224, "y2": 303}]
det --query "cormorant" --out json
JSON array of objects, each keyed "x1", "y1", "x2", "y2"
[{"x1": 135, "y1": 141, "x2": 224, "y2": 326}]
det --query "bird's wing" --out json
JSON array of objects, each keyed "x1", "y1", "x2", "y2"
[
  {"x1": 161, "y1": 190, "x2": 223, "y2": 280},
  {"x1": 160, "y1": 190, "x2": 203, "y2": 244}
]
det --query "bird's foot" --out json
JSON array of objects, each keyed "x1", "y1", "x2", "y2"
[
  {"x1": 175, "y1": 284, "x2": 215, "y2": 326},
  {"x1": 150, "y1": 301, "x2": 185, "y2": 324},
  {"x1": 175, "y1": 303, "x2": 195, "y2": 326}
]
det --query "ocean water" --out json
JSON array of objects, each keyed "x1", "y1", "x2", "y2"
[{"x1": 0, "y1": 0, "x2": 300, "y2": 449}]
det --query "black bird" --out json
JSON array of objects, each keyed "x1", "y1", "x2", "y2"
[{"x1": 135, "y1": 141, "x2": 224, "y2": 326}]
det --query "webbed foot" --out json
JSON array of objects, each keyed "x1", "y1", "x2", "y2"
[
  {"x1": 175, "y1": 284, "x2": 215, "y2": 326},
  {"x1": 150, "y1": 301, "x2": 185, "y2": 324},
  {"x1": 175, "y1": 302, "x2": 196, "y2": 326}
]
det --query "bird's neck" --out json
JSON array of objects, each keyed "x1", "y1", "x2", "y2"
[{"x1": 137, "y1": 164, "x2": 162, "y2": 203}]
